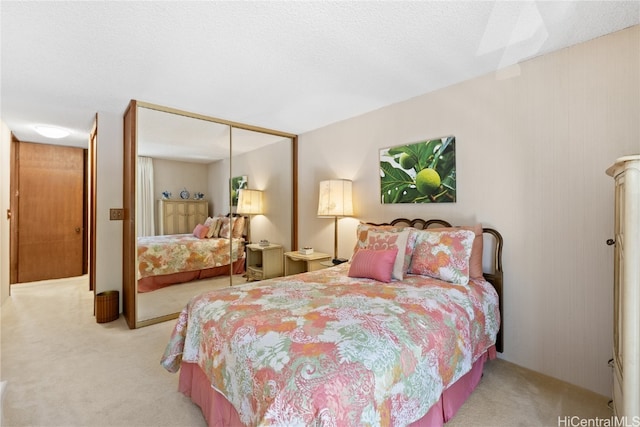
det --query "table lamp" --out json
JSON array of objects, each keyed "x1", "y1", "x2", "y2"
[
  {"x1": 237, "y1": 189, "x2": 264, "y2": 243},
  {"x1": 317, "y1": 179, "x2": 353, "y2": 264}
]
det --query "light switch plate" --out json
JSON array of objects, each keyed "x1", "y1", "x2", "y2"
[{"x1": 109, "y1": 208, "x2": 124, "y2": 220}]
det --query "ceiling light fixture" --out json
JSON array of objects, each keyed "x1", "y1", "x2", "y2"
[{"x1": 33, "y1": 125, "x2": 71, "y2": 139}]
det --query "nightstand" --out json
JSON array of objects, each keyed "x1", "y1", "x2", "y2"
[
  {"x1": 246, "y1": 243, "x2": 284, "y2": 281},
  {"x1": 284, "y1": 251, "x2": 332, "y2": 276}
]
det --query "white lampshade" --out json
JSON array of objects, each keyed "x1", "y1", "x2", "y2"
[
  {"x1": 317, "y1": 179, "x2": 353, "y2": 217},
  {"x1": 237, "y1": 189, "x2": 264, "y2": 215}
]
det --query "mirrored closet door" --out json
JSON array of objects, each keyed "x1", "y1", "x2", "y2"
[{"x1": 123, "y1": 100, "x2": 297, "y2": 328}]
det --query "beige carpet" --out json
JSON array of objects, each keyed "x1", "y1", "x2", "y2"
[
  {"x1": 137, "y1": 274, "x2": 247, "y2": 322},
  {"x1": 1, "y1": 276, "x2": 611, "y2": 427}
]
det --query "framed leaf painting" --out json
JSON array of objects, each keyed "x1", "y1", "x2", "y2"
[
  {"x1": 379, "y1": 136, "x2": 456, "y2": 204},
  {"x1": 231, "y1": 175, "x2": 248, "y2": 206}
]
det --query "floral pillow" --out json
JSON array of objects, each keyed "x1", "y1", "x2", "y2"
[
  {"x1": 367, "y1": 230, "x2": 411, "y2": 280},
  {"x1": 353, "y1": 223, "x2": 418, "y2": 277},
  {"x1": 203, "y1": 217, "x2": 219, "y2": 238},
  {"x1": 409, "y1": 229, "x2": 476, "y2": 285},
  {"x1": 213, "y1": 217, "x2": 224, "y2": 237},
  {"x1": 348, "y1": 248, "x2": 398, "y2": 283},
  {"x1": 428, "y1": 224, "x2": 484, "y2": 279},
  {"x1": 218, "y1": 217, "x2": 231, "y2": 239},
  {"x1": 353, "y1": 223, "x2": 405, "y2": 254}
]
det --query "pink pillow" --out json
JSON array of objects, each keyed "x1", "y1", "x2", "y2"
[
  {"x1": 409, "y1": 229, "x2": 475, "y2": 285},
  {"x1": 193, "y1": 224, "x2": 209, "y2": 239},
  {"x1": 353, "y1": 223, "x2": 418, "y2": 276},
  {"x1": 348, "y1": 248, "x2": 398, "y2": 283}
]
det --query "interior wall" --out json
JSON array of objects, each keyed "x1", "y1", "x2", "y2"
[
  {"x1": 297, "y1": 25, "x2": 640, "y2": 396},
  {"x1": 152, "y1": 158, "x2": 209, "y2": 204},
  {"x1": 232, "y1": 139, "x2": 293, "y2": 249},
  {"x1": 95, "y1": 111, "x2": 123, "y2": 307},
  {"x1": 152, "y1": 158, "x2": 209, "y2": 233},
  {"x1": 208, "y1": 139, "x2": 293, "y2": 251},
  {"x1": 208, "y1": 159, "x2": 227, "y2": 219},
  {"x1": 0, "y1": 121, "x2": 11, "y2": 306}
]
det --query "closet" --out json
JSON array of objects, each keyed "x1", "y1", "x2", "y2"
[
  {"x1": 606, "y1": 155, "x2": 640, "y2": 419},
  {"x1": 122, "y1": 100, "x2": 298, "y2": 329}
]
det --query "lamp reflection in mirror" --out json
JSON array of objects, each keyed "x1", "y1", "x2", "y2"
[
  {"x1": 317, "y1": 179, "x2": 354, "y2": 263},
  {"x1": 237, "y1": 189, "x2": 264, "y2": 244}
]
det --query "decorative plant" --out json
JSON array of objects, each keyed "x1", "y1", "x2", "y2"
[{"x1": 380, "y1": 136, "x2": 456, "y2": 204}]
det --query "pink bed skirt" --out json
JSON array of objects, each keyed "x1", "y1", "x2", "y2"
[
  {"x1": 138, "y1": 258, "x2": 245, "y2": 293},
  {"x1": 178, "y1": 345, "x2": 497, "y2": 426}
]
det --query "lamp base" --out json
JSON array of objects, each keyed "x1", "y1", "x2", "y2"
[{"x1": 332, "y1": 258, "x2": 348, "y2": 265}]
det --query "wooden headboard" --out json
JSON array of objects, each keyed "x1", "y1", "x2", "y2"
[{"x1": 368, "y1": 218, "x2": 504, "y2": 353}]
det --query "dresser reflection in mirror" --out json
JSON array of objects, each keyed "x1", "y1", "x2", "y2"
[
  {"x1": 157, "y1": 199, "x2": 208, "y2": 235},
  {"x1": 123, "y1": 100, "x2": 298, "y2": 328}
]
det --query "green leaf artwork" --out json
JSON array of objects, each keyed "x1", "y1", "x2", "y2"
[
  {"x1": 379, "y1": 136, "x2": 456, "y2": 204},
  {"x1": 231, "y1": 175, "x2": 248, "y2": 206}
]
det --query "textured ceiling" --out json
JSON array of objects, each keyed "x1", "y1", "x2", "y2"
[{"x1": 1, "y1": 1, "x2": 639, "y2": 149}]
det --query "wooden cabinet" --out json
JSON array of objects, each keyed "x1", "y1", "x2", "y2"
[
  {"x1": 246, "y1": 243, "x2": 283, "y2": 281},
  {"x1": 606, "y1": 155, "x2": 640, "y2": 419},
  {"x1": 157, "y1": 199, "x2": 208, "y2": 235},
  {"x1": 284, "y1": 251, "x2": 332, "y2": 276}
]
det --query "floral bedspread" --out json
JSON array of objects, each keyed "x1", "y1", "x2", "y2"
[
  {"x1": 137, "y1": 235, "x2": 244, "y2": 279},
  {"x1": 161, "y1": 264, "x2": 500, "y2": 427}
]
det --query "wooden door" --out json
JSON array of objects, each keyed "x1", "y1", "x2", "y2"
[
  {"x1": 89, "y1": 118, "x2": 97, "y2": 291},
  {"x1": 195, "y1": 200, "x2": 208, "y2": 225},
  {"x1": 182, "y1": 201, "x2": 195, "y2": 233},
  {"x1": 166, "y1": 201, "x2": 180, "y2": 234},
  {"x1": 16, "y1": 141, "x2": 85, "y2": 282}
]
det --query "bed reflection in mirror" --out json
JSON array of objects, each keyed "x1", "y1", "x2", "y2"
[{"x1": 132, "y1": 103, "x2": 295, "y2": 326}]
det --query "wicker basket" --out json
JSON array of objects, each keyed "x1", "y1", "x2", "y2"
[{"x1": 95, "y1": 290, "x2": 119, "y2": 323}]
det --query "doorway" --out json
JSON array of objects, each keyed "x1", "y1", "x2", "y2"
[{"x1": 10, "y1": 141, "x2": 87, "y2": 283}]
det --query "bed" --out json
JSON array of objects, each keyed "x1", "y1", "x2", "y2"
[
  {"x1": 161, "y1": 218, "x2": 503, "y2": 426},
  {"x1": 137, "y1": 215, "x2": 247, "y2": 293}
]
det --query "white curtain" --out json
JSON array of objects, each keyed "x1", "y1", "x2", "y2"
[{"x1": 136, "y1": 157, "x2": 155, "y2": 237}]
